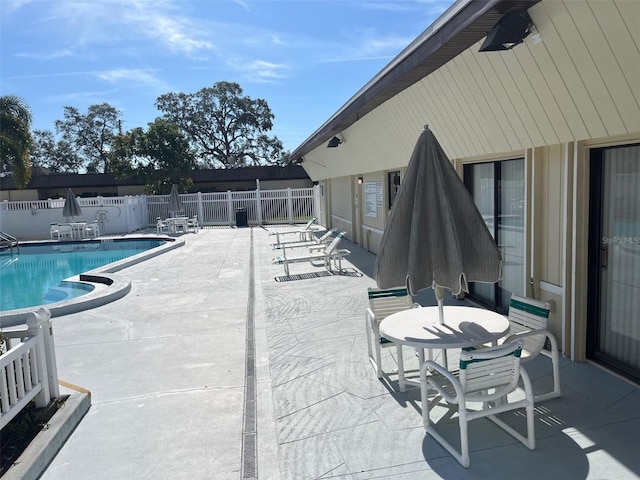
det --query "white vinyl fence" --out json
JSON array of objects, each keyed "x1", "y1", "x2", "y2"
[
  {"x1": 146, "y1": 186, "x2": 320, "y2": 226},
  {"x1": 0, "y1": 186, "x2": 320, "y2": 240},
  {"x1": 0, "y1": 308, "x2": 59, "y2": 430}
]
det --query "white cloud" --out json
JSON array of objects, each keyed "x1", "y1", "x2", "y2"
[
  {"x1": 95, "y1": 68, "x2": 169, "y2": 91},
  {"x1": 228, "y1": 59, "x2": 290, "y2": 84}
]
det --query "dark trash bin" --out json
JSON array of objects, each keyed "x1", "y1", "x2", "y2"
[{"x1": 235, "y1": 207, "x2": 248, "y2": 227}]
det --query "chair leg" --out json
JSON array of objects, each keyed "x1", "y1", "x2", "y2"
[{"x1": 532, "y1": 335, "x2": 562, "y2": 403}]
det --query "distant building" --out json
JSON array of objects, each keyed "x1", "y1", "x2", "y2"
[{"x1": 0, "y1": 165, "x2": 312, "y2": 201}]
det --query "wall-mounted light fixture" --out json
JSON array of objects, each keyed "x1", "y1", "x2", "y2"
[
  {"x1": 479, "y1": 10, "x2": 534, "y2": 52},
  {"x1": 327, "y1": 134, "x2": 344, "y2": 148},
  {"x1": 357, "y1": 177, "x2": 364, "y2": 185}
]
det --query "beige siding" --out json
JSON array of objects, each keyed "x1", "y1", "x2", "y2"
[
  {"x1": 302, "y1": 0, "x2": 640, "y2": 183},
  {"x1": 537, "y1": 144, "x2": 565, "y2": 286},
  {"x1": 329, "y1": 176, "x2": 351, "y2": 219}
]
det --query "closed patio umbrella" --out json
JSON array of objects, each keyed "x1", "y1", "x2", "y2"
[
  {"x1": 168, "y1": 184, "x2": 184, "y2": 217},
  {"x1": 62, "y1": 188, "x2": 82, "y2": 221},
  {"x1": 374, "y1": 126, "x2": 502, "y2": 323}
]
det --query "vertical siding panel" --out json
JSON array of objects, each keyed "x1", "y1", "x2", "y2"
[
  {"x1": 506, "y1": 46, "x2": 562, "y2": 145},
  {"x1": 589, "y1": 0, "x2": 640, "y2": 130},
  {"x1": 541, "y1": 1, "x2": 608, "y2": 138},
  {"x1": 545, "y1": 144, "x2": 564, "y2": 284},
  {"x1": 426, "y1": 72, "x2": 473, "y2": 157},
  {"x1": 447, "y1": 57, "x2": 493, "y2": 153},
  {"x1": 484, "y1": 52, "x2": 538, "y2": 149},
  {"x1": 529, "y1": 3, "x2": 591, "y2": 139},
  {"x1": 615, "y1": 0, "x2": 640, "y2": 50},
  {"x1": 562, "y1": 1, "x2": 625, "y2": 135},
  {"x1": 437, "y1": 64, "x2": 487, "y2": 155},
  {"x1": 415, "y1": 78, "x2": 464, "y2": 158},
  {"x1": 459, "y1": 49, "x2": 512, "y2": 153}
]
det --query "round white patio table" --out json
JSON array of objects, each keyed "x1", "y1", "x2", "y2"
[{"x1": 379, "y1": 306, "x2": 510, "y2": 391}]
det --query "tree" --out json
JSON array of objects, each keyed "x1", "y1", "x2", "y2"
[
  {"x1": 109, "y1": 118, "x2": 196, "y2": 194},
  {"x1": 155, "y1": 81, "x2": 284, "y2": 168},
  {"x1": 31, "y1": 129, "x2": 83, "y2": 173},
  {"x1": 55, "y1": 103, "x2": 121, "y2": 173},
  {"x1": 0, "y1": 95, "x2": 33, "y2": 188}
]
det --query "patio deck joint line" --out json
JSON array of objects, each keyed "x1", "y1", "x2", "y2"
[{"x1": 242, "y1": 228, "x2": 257, "y2": 479}]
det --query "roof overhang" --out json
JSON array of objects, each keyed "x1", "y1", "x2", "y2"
[{"x1": 291, "y1": 0, "x2": 540, "y2": 161}]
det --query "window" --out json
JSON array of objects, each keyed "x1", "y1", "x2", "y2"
[
  {"x1": 464, "y1": 159, "x2": 525, "y2": 313},
  {"x1": 388, "y1": 171, "x2": 400, "y2": 209}
]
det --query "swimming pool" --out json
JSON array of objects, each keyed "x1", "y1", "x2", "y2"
[{"x1": 0, "y1": 239, "x2": 167, "y2": 312}]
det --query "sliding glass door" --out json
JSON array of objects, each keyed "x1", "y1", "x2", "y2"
[
  {"x1": 464, "y1": 159, "x2": 525, "y2": 313},
  {"x1": 589, "y1": 144, "x2": 640, "y2": 381}
]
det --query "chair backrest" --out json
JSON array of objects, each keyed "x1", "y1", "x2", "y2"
[
  {"x1": 367, "y1": 287, "x2": 414, "y2": 324},
  {"x1": 302, "y1": 217, "x2": 317, "y2": 230},
  {"x1": 459, "y1": 340, "x2": 523, "y2": 401},
  {"x1": 317, "y1": 228, "x2": 336, "y2": 243},
  {"x1": 323, "y1": 231, "x2": 345, "y2": 254},
  {"x1": 508, "y1": 294, "x2": 551, "y2": 358}
]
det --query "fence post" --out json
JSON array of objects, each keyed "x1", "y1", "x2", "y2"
[
  {"x1": 39, "y1": 308, "x2": 59, "y2": 399},
  {"x1": 197, "y1": 192, "x2": 204, "y2": 226},
  {"x1": 26, "y1": 308, "x2": 52, "y2": 408},
  {"x1": 227, "y1": 191, "x2": 234, "y2": 226},
  {"x1": 287, "y1": 188, "x2": 293, "y2": 224},
  {"x1": 256, "y1": 187, "x2": 262, "y2": 226}
]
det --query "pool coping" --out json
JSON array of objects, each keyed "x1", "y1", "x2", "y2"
[{"x1": 0, "y1": 236, "x2": 184, "y2": 327}]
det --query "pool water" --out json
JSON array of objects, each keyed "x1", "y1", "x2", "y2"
[{"x1": 0, "y1": 239, "x2": 165, "y2": 311}]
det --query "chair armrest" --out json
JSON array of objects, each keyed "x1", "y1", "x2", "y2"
[
  {"x1": 503, "y1": 328, "x2": 560, "y2": 354},
  {"x1": 420, "y1": 359, "x2": 464, "y2": 403},
  {"x1": 365, "y1": 307, "x2": 376, "y2": 323}
]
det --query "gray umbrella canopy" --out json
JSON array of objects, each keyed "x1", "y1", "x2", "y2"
[
  {"x1": 62, "y1": 188, "x2": 82, "y2": 220},
  {"x1": 168, "y1": 184, "x2": 184, "y2": 217},
  {"x1": 374, "y1": 127, "x2": 502, "y2": 314}
]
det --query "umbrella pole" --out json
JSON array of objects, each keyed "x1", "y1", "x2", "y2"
[
  {"x1": 434, "y1": 285, "x2": 448, "y2": 369},
  {"x1": 435, "y1": 286, "x2": 445, "y2": 324}
]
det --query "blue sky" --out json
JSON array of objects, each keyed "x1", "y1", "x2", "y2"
[{"x1": 1, "y1": 0, "x2": 450, "y2": 152}]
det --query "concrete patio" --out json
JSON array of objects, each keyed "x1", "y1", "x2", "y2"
[{"x1": 11, "y1": 226, "x2": 639, "y2": 479}]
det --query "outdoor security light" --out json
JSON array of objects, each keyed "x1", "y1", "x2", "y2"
[
  {"x1": 327, "y1": 135, "x2": 344, "y2": 148},
  {"x1": 479, "y1": 10, "x2": 534, "y2": 52}
]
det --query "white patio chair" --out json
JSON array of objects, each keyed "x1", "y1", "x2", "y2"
[
  {"x1": 50, "y1": 223, "x2": 61, "y2": 240},
  {"x1": 187, "y1": 216, "x2": 199, "y2": 232},
  {"x1": 502, "y1": 294, "x2": 561, "y2": 402},
  {"x1": 420, "y1": 340, "x2": 535, "y2": 468},
  {"x1": 365, "y1": 286, "x2": 420, "y2": 380},
  {"x1": 156, "y1": 217, "x2": 169, "y2": 234},
  {"x1": 84, "y1": 220, "x2": 100, "y2": 238},
  {"x1": 57, "y1": 223, "x2": 73, "y2": 240}
]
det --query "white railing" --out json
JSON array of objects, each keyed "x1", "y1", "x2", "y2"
[
  {"x1": 0, "y1": 186, "x2": 320, "y2": 239},
  {"x1": 147, "y1": 186, "x2": 320, "y2": 226},
  {"x1": 0, "y1": 307, "x2": 59, "y2": 430}
]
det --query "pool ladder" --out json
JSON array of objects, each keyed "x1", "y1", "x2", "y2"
[{"x1": 0, "y1": 232, "x2": 19, "y2": 255}]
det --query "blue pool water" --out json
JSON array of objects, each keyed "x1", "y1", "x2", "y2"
[{"x1": 0, "y1": 239, "x2": 165, "y2": 311}]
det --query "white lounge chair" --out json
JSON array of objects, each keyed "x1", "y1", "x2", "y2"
[
  {"x1": 271, "y1": 228, "x2": 336, "y2": 250},
  {"x1": 269, "y1": 218, "x2": 324, "y2": 246},
  {"x1": 420, "y1": 340, "x2": 535, "y2": 468},
  {"x1": 272, "y1": 231, "x2": 350, "y2": 276},
  {"x1": 365, "y1": 287, "x2": 420, "y2": 380}
]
